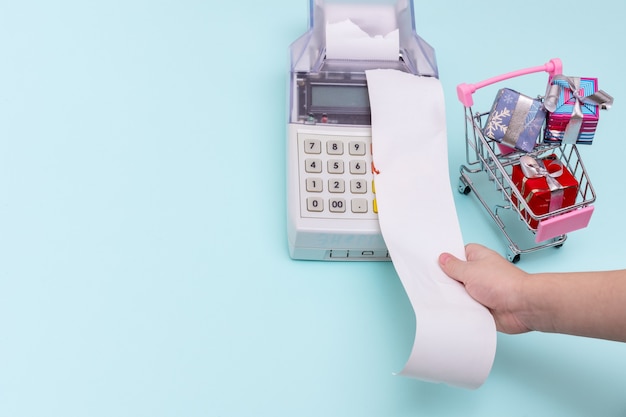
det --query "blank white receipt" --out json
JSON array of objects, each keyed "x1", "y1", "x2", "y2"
[{"x1": 365, "y1": 69, "x2": 496, "y2": 389}]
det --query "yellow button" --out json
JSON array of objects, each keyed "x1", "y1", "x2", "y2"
[{"x1": 373, "y1": 198, "x2": 378, "y2": 214}]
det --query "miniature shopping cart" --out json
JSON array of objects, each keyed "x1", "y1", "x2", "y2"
[{"x1": 456, "y1": 59, "x2": 596, "y2": 263}]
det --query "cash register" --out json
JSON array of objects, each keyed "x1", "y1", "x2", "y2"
[{"x1": 287, "y1": 0, "x2": 438, "y2": 260}]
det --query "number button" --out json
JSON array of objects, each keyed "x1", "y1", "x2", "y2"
[
  {"x1": 306, "y1": 178, "x2": 323, "y2": 192},
  {"x1": 351, "y1": 198, "x2": 368, "y2": 213},
  {"x1": 327, "y1": 159, "x2": 344, "y2": 174},
  {"x1": 350, "y1": 160, "x2": 367, "y2": 175},
  {"x1": 328, "y1": 178, "x2": 345, "y2": 193},
  {"x1": 329, "y1": 198, "x2": 346, "y2": 213},
  {"x1": 304, "y1": 139, "x2": 321, "y2": 154},
  {"x1": 326, "y1": 140, "x2": 343, "y2": 155},
  {"x1": 350, "y1": 179, "x2": 367, "y2": 194},
  {"x1": 305, "y1": 158, "x2": 322, "y2": 173},
  {"x1": 349, "y1": 141, "x2": 366, "y2": 156},
  {"x1": 307, "y1": 197, "x2": 324, "y2": 212}
]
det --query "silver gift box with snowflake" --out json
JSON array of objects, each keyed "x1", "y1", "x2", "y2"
[{"x1": 483, "y1": 88, "x2": 546, "y2": 152}]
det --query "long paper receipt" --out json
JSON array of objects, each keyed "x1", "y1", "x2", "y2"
[{"x1": 365, "y1": 69, "x2": 497, "y2": 389}]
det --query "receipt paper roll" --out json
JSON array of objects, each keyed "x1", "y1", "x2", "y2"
[{"x1": 365, "y1": 69, "x2": 497, "y2": 389}]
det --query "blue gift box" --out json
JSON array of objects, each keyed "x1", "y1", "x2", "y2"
[
  {"x1": 544, "y1": 77, "x2": 601, "y2": 145},
  {"x1": 483, "y1": 88, "x2": 546, "y2": 153}
]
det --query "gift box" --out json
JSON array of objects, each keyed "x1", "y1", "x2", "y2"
[
  {"x1": 483, "y1": 88, "x2": 546, "y2": 153},
  {"x1": 543, "y1": 76, "x2": 613, "y2": 145},
  {"x1": 511, "y1": 154, "x2": 579, "y2": 229}
]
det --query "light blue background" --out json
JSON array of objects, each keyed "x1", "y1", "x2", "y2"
[{"x1": 1, "y1": 1, "x2": 625, "y2": 416}]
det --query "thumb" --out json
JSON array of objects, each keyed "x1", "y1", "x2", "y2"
[{"x1": 438, "y1": 252, "x2": 468, "y2": 284}]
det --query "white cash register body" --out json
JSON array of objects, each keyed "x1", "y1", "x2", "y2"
[{"x1": 287, "y1": 0, "x2": 438, "y2": 260}]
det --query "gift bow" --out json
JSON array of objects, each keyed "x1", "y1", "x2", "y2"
[
  {"x1": 544, "y1": 75, "x2": 614, "y2": 144},
  {"x1": 520, "y1": 155, "x2": 565, "y2": 212}
]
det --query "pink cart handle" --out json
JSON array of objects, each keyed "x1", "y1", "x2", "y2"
[{"x1": 457, "y1": 58, "x2": 563, "y2": 107}]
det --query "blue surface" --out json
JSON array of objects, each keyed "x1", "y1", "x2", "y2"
[{"x1": 1, "y1": 1, "x2": 625, "y2": 416}]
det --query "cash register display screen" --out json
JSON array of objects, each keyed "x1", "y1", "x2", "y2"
[{"x1": 311, "y1": 85, "x2": 370, "y2": 109}]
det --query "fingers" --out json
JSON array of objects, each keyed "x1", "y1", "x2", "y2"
[
  {"x1": 438, "y1": 252, "x2": 468, "y2": 284},
  {"x1": 439, "y1": 244, "x2": 497, "y2": 284},
  {"x1": 464, "y1": 243, "x2": 490, "y2": 261}
]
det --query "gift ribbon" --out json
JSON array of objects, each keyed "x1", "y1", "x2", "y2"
[
  {"x1": 544, "y1": 75, "x2": 613, "y2": 144},
  {"x1": 502, "y1": 93, "x2": 534, "y2": 149},
  {"x1": 520, "y1": 155, "x2": 564, "y2": 212}
]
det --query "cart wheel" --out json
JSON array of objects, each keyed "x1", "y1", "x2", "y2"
[
  {"x1": 506, "y1": 249, "x2": 521, "y2": 264},
  {"x1": 458, "y1": 178, "x2": 471, "y2": 195},
  {"x1": 554, "y1": 244, "x2": 563, "y2": 249}
]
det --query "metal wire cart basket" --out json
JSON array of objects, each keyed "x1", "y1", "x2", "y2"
[{"x1": 456, "y1": 59, "x2": 600, "y2": 263}]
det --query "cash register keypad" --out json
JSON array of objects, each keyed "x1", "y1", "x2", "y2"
[{"x1": 299, "y1": 133, "x2": 377, "y2": 220}]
